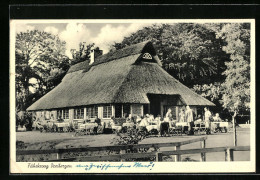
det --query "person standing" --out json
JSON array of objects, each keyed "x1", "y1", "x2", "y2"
[
  {"x1": 204, "y1": 107, "x2": 212, "y2": 134},
  {"x1": 179, "y1": 108, "x2": 185, "y2": 122},
  {"x1": 165, "y1": 108, "x2": 173, "y2": 121},
  {"x1": 185, "y1": 106, "x2": 194, "y2": 123},
  {"x1": 185, "y1": 106, "x2": 194, "y2": 133}
]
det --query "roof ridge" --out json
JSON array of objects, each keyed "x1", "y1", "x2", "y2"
[{"x1": 67, "y1": 41, "x2": 152, "y2": 74}]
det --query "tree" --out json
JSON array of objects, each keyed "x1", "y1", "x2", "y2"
[
  {"x1": 217, "y1": 23, "x2": 250, "y2": 115},
  {"x1": 214, "y1": 23, "x2": 250, "y2": 146},
  {"x1": 15, "y1": 30, "x2": 69, "y2": 111},
  {"x1": 70, "y1": 42, "x2": 95, "y2": 65},
  {"x1": 112, "y1": 23, "x2": 228, "y2": 87}
]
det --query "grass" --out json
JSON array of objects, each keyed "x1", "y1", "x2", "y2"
[{"x1": 16, "y1": 127, "x2": 250, "y2": 162}]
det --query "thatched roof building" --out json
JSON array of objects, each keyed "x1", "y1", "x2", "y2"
[{"x1": 27, "y1": 41, "x2": 214, "y2": 122}]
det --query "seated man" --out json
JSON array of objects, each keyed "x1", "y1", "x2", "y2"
[
  {"x1": 57, "y1": 116, "x2": 64, "y2": 122},
  {"x1": 160, "y1": 119, "x2": 170, "y2": 137},
  {"x1": 138, "y1": 116, "x2": 148, "y2": 131},
  {"x1": 94, "y1": 116, "x2": 101, "y2": 125},
  {"x1": 126, "y1": 114, "x2": 134, "y2": 123},
  {"x1": 213, "y1": 113, "x2": 222, "y2": 122},
  {"x1": 135, "y1": 115, "x2": 142, "y2": 124}
]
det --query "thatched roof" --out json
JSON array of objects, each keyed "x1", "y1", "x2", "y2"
[{"x1": 27, "y1": 41, "x2": 214, "y2": 111}]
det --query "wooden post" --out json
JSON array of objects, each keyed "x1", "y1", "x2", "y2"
[
  {"x1": 232, "y1": 111, "x2": 237, "y2": 146},
  {"x1": 56, "y1": 152, "x2": 62, "y2": 160},
  {"x1": 200, "y1": 139, "x2": 206, "y2": 162},
  {"x1": 173, "y1": 145, "x2": 181, "y2": 162},
  {"x1": 225, "y1": 148, "x2": 234, "y2": 161},
  {"x1": 120, "y1": 149, "x2": 126, "y2": 162},
  {"x1": 156, "y1": 152, "x2": 163, "y2": 162},
  {"x1": 121, "y1": 104, "x2": 124, "y2": 118},
  {"x1": 176, "y1": 106, "x2": 179, "y2": 121}
]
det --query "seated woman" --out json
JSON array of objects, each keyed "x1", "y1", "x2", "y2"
[
  {"x1": 194, "y1": 115, "x2": 203, "y2": 125},
  {"x1": 213, "y1": 113, "x2": 222, "y2": 122}
]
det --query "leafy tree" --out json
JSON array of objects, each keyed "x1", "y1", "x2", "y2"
[
  {"x1": 112, "y1": 23, "x2": 228, "y2": 87},
  {"x1": 70, "y1": 42, "x2": 95, "y2": 65},
  {"x1": 15, "y1": 30, "x2": 69, "y2": 111},
  {"x1": 216, "y1": 23, "x2": 250, "y2": 115}
]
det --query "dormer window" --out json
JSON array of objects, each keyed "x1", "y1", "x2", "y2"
[{"x1": 142, "y1": 53, "x2": 152, "y2": 60}]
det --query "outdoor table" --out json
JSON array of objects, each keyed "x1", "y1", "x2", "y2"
[
  {"x1": 54, "y1": 122, "x2": 70, "y2": 128},
  {"x1": 112, "y1": 125, "x2": 122, "y2": 131},
  {"x1": 211, "y1": 122, "x2": 228, "y2": 128},
  {"x1": 122, "y1": 122, "x2": 135, "y2": 128},
  {"x1": 176, "y1": 122, "x2": 189, "y2": 127},
  {"x1": 79, "y1": 123, "x2": 98, "y2": 130},
  {"x1": 146, "y1": 125, "x2": 159, "y2": 132}
]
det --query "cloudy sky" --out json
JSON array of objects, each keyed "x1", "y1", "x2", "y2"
[{"x1": 15, "y1": 22, "x2": 153, "y2": 58}]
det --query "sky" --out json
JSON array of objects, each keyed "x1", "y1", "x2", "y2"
[{"x1": 15, "y1": 22, "x2": 153, "y2": 58}]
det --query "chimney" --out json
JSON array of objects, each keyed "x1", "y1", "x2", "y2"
[{"x1": 90, "y1": 47, "x2": 103, "y2": 65}]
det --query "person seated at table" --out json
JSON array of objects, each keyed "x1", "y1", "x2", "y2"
[
  {"x1": 213, "y1": 113, "x2": 222, "y2": 122},
  {"x1": 139, "y1": 116, "x2": 149, "y2": 129},
  {"x1": 49, "y1": 114, "x2": 54, "y2": 121},
  {"x1": 155, "y1": 115, "x2": 162, "y2": 122},
  {"x1": 94, "y1": 116, "x2": 101, "y2": 125},
  {"x1": 165, "y1": 108, "x2": 173, "y2": 121},
  {"x1": 57, "y1": 116, "x2": 64, "y2": 122},
  {"x1": 194, "y1": 115, "x2": 203, "y2": 125},
  {"x1": 126, "y1": 114, "x2": 134, "y2": 123},
  {"x1": 136, "y1": 115, "x2": 142, "y2": 124},
  {"x1": 147, "y1": 114, "x2": 156, "y2": 124},
  {"x1": 33, "y1": 116, "x2": 43, "y2": 130},
  {"x1": 160, "y1": 118, "x2": 170, "y2": 137},
  {"x1": 82, "y1": 116, "x2": 91, "y2": 124}
]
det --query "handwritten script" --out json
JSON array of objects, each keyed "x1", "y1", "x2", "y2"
[{"x1": 76, "y1": 162, "x2": 155, "y2": 171}]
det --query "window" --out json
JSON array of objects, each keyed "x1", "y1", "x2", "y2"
[
  {"x1": 123, "y1": 104, "x2": 130, "y2": 118},
  {"x1": 132, "y1": 104, "x2": 142, "y2": 116},
  {"x1": 86, "y1": 106, "x2": 98, "y2": 118},
  {"x1": 74, "y1": 108, "x2": 84, "y2": 119},
  {"x1": 63, "y1": 109, "x2": 69, "y2": 119},
  {"x1": 142, "y1": 53, "x2": 152, "y2": 59},
  {"x1": 103, "y1": 105, "x2": 112, "y2": 118}
]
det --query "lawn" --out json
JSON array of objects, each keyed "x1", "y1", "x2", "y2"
[{"x1": 16, "y1": 127, "x2": 250, "y2": 162}]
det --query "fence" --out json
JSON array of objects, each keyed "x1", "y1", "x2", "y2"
[{"x1": 16, "y1": 136, "x2": 250, "y2": 162}]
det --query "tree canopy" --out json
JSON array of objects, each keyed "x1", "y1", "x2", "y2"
[
  {"x1": 113, "y1": 23, "x2": 251, "y2": 116},
  {"x1": 217, "y1": 23, "x2": 250, "y2": 114},
  {"x1": 70, "y1": 42, "x2": 95, "y2": 65},
  {"x1": 15, "y1": 30, "x2": 69, "y2": 111},
  {"x1": 112, "y1": 23, "x2": 229, "y2": 87}
]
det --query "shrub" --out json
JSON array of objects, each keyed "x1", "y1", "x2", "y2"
[
  {"x1": 113, "y1": 118, "x2": 126, "y2": 126},
  {"x1": 16, "y1": 111, "x2": 33, "y2": 131}
]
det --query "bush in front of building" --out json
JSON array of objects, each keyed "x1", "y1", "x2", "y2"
[
  {"x1": 16, "y1": 111, "x2": 33, "y2": 131},
  {"x1": 113, "y1": 118, "x2": 126, "y2": 126}
]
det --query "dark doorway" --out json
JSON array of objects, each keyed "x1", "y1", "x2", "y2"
[{"x1": 148, "y1": 94, "x2": 161, "y2": 116}]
